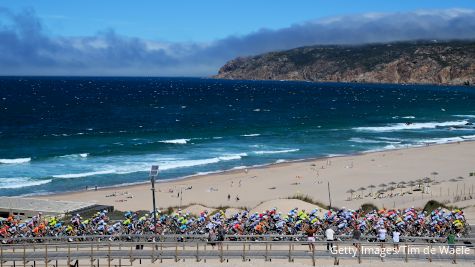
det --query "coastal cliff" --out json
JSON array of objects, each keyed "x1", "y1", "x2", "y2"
[{"x1": 215, "y1": 41, "x2": 475, "y2": 85}]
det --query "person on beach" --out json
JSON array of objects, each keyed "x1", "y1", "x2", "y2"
[
  {"x1": 447, "y1": 231, "x2": 456, "y2": 248},
  {"x1": 392, "y1": 228, "x2": 401, "y2": 249},
  {"x1": 352, "y1": 225, "x2": 362, "y2": 250},
  {"x1": 378, "y1": 226, "x2": 387, "y2": 244},
  {"x1": 217, "y1": 225, "x2": 226, "y2": 249},
  {"x1": 325, "y1": 226, "x2": 335, "y2": 251},
  {"x1": 208, "y1": 229, "x2": 217, "y2": 248},
  {"x1": 305, "y1": 225, "x2": 317, "y2": 252}
]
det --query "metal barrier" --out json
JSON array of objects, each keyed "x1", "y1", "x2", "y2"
[
  {"x1": 1, "y1": 233, "x2": 471, "y2": 243},
  {"x1": 1, "y1": 238, "x2": 474, "y2": 266}
]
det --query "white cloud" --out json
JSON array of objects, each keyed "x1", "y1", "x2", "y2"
[{"x1": 0, "y1": 7, "x2": 474, "y2": 76}]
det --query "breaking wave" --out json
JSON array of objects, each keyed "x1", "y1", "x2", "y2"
[
  {"x1": 0, "y1": 177, "x2": 52, "y2": 189},
  {"x1": 0, "y1": 158, "x2": 31, "y2": 164},
  {"x1": 354, "y1": 120, "x2": 469, "y2": 132}
]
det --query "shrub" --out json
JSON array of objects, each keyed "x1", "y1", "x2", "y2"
[
  {"x1": 287, "y1": 194, "x2": 330, "y2": 209},
  {"x1": 360, "y1": 203, "x2": 378, "y2": 213}
]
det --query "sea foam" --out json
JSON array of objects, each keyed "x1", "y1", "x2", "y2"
[
  {"x1": 51, "y1": 153, "x2": 246, "y2": 179},
  {"x1": 159, "y1": 138, "x2": 191, "y2": 144},
  {"x1": 0, "y1": 158, "x2": 31, "y2": 164},
  {"x1": 354, "y1": 120, "x2": 469, "y2": 132},
  {"x1": 0, "y1": 177, "x2": 52, "y2": 189},
  {"x1": 253, "y1": 149, "x2": 299, "y2": 155}
]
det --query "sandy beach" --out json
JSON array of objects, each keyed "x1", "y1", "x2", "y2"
[{"x1": 40, "y1": 141, "x2": 475, "y2": 216}]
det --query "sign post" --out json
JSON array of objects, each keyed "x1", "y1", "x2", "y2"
[{"x1": 150, "y1": 165, "x2": 159, "y2": 234}]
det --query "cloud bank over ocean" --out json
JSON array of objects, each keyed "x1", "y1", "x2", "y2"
[{"x1": 1, "y1": 7, "x2": 475, "y2": 76}]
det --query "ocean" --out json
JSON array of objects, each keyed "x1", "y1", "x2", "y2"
[{"x1": 0, "y1": 77, "x2": 474, "y2": 196}]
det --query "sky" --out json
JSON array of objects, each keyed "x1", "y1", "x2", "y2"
[{"x1": 1, "y1": 0, "x2": 475, "y2": 76}]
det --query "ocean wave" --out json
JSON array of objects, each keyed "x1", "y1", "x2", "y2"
[
  {"x1": 0, "y1": 157, "x2": 31, "y2": 164},
  {"x1": 58, "y1": 153, "x2": 89, "y2": 158},
  {"x1": 363, "y1": 144, "x2": 419, "y2": 153},
  {"x1": 253, "y1": 149, "x2": 299, "y2": 155},
  {"x1": 0, "y1": 177, "x2": 52, "y2": 189},
  {"x1": 416, "y1": 137, "x2": 464, "y2": 145},
  {"x1": 348, "y1": 137, "x2": 387, "y2": 144},
  {"x1": 51, "y1": 154, "x2": 246, "y2": 179},
  {"x1": 416, "y1": 135, "x2": 475, "y2": 145},
  {"x1": 159, "y1": 138, "x2": 191, "y2": 144},
  {"x1": 159, "y1": 155, "x2": 244, "y2": 171},
  {"x1": 392, "y1": 116, "x2": 416, "y2": 119},
  {"x1": 241, "y1": 134, "x2": 260, "y2": 137},
  {"x1": 453, "y1": 115, "x2": 475, "y2": 118},
  {"x1": 53, "y1": 170, "x2": 116, "y2": 179},
  {"x1": 354, "y1": 120, "x2": 469, "y2": 132},
  {"x1": 218, "y1": 153, "x2": 248, "y2": 161},
  {"x1": 349, "y1": 137, "x2": 400, "y2": 144}
]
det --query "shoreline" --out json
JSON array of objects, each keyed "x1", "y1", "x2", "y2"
[
  {"x1": 33, "y1": 140, "x2": 474, "y2": 199},
  {"x1": 38, "y1": 140, "x2": 475, "y2": 214}
]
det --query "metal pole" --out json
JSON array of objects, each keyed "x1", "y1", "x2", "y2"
[
  {"x1": 150, "y1": 165, "x2": 159, "y2": 235},
  {"x1": 405, "y1": 244, "x2": 408, "y2": 262},
  {"x1": 68, "y1": 244, "x2": 71, "y2": 267},
  {"x1": 327, "y1": 181, "x2": 332, "y2": 209},
  {"x1": 265, "y1": 243, "x2": 268, "y2": 261},
  {"x1": 196, "y1": 243, "x2": 199, "y2": 262},
  {"x1": 45, "y1": 244, "x2": 48, "y2": 267},
  {"x1": 91, "y1": 243, "x2": 94, "y2": 267},
  {"x1": 358, "y1": 242, "x2": 361, "y2": 264},
  {"x1": 312, "y1": 243, "x2": 315, "y2": 266},
  {"x1": 23, "y1": 245, "x2": 26, "y2": 267},
  {"x1": 288, "y1": 244, "x2": 292, "y2": 262},
  {"x1": 220, "y1": 242, "x2": 223, "y2": 263}
]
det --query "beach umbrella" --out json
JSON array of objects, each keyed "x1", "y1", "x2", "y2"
[
  {"x1": 457, "y1": 176, "x2": 464, "y2": 180},
  {"x1": 389, "y1": 181, "x2": 397, "y2": 186},
  {"x1": 368, "y1": 184, "x2": 376, "y2": 194},
  {"x1": 387, "y1": 186, "x2": 396, "y2": 192},
  {"x1": 379, "y1": 183, "x2": 387, "y2": 188},
  {"x1": 408, "y1": 181, "x2": 416, "y2": 191},
  {"x1": 398, "y1": 184, "x2": 407, "y2": 194},
  {"x1": 416, "y1": 179, "x2": 424, "y2": 187},
  {"x1": 358, "y1": 187, "x2": 367, "y2": 195},
  {"x1": 431, "y1": 171, "x2": 439, "y2": 177},
  {"x1": 423, "y1": 177, "x2": 433, "y2": 183},
  {"x1": 346, "y1": 189, "x2": 356, "y2": 199},
  {"x1": 449, "y1": 178, "x2": 458, "y2": 182},
  {"x1": 399, "y1": 181, "x2": 407, "y2": 185}
]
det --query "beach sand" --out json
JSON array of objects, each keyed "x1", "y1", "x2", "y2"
[{"x1": 40, "y1": 142, "x2": 475, "y2": 217}]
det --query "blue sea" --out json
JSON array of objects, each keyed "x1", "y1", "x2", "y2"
[{"x1": 0, "y1": 77, "x2": 474, "y2": 196}]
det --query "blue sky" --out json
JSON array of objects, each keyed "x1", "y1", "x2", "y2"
[
  {"x1": 4, "y1": 0, "x2": 475, "y2": 42},
  {"x1": 1, "y1": 1, "x2": 475, "y2": 76}
]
